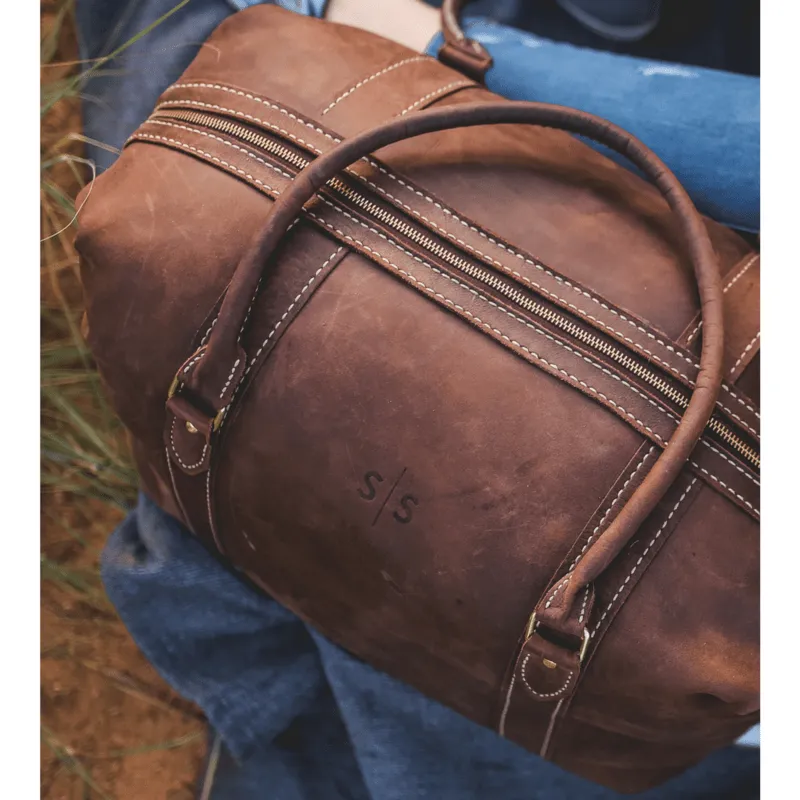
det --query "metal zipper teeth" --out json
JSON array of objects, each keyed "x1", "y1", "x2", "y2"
[{"x1": 151, "y1": 109, "x2": 760, "y2": 472}]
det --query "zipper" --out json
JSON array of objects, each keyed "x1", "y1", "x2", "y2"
[{"x1": 148, "y1": 107, "x2": 760, "y2": 473}]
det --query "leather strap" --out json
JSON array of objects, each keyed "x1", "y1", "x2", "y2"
[
  {"x1": 438, "y1": 0, "x2": 493, "y2": 82},
  {"x1": 167, "y1": 101, "x2": 725, "y2": 637}
]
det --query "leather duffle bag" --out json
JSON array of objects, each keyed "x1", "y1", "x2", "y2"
[{"x1": 75, "y1": 1, "x2": 760, "y2": 792}]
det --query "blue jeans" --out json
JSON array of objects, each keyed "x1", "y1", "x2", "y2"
[{"x1": 76, "y1": 1, "x2": 760, "y2": 795}]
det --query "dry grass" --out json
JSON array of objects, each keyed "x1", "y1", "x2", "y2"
[{"x1": 41, "y1": 2, "x2": 206, "y2": 796}]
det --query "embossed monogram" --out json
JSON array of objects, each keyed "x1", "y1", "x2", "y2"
[{"x1": 357, "y1": 467, "x2": 419, "y2": 525}]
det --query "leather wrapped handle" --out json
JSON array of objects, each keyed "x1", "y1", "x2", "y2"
[
  {"x1": 185, "y1": 101, "x2": 724, "y2": 619},
  {"x1": 438, "y1": 0, "x2": 493, "y2": 81}
]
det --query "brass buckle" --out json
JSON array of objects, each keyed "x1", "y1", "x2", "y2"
[
  {"x1": 524, "y1": 612, "x2": 591, "y2": 664},
  {"x1": 167, "y1": 375, "x2": 226, "y2": 432}
]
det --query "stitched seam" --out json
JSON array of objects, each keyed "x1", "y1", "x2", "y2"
[
  {"x1": 132, "y1": 129, "x2": 290, "y2": 403},
  {"x1": 730, "y1": 332, "x2": 760, "y2": 376},
  {"x1": 359, "y1": 158, "x2": 702, "y2": 369},
  {"x1": 142, "y1": 120, "x2": 296, "y2": 181},
  {"x1": 309, "y1": 199, "x2": 673, "y2": 436},
  {"x1": 167, "y1": 83, "x2": 338, "y2": 141},
  {"x1": 152, "y1": 99, "x2": 331, "y2": 156},
  {"x1": 321, "y1": 56, "x2": 431, "y2": 114},
  {"x1": 304, "y1": 197, "x2": 758, "y2": 512},
  {"x1": 685, "y1": 254, "x2": 760, "y2": 344},
  {"x1": 539, "y1": 698, "x2": 566, "y2": 758},
  {"x1": 721, "y1": 384, "x2": 759, "y2": 418},
  {"x1": 522, "y1": 654, "x2": 573, "y2": 699},
  {"x1": 685, "y1": 320, "x2": 703, "y2": 344},
  {"x1": 353, "y1": 170, "x2": 758, "y2": 434},
  {"x1": 244, "y1": 246, "x2": 345, "y2": 373},
  {"x1": 205, "y1": 470, "x2": 223, "y2": 553},
  {"x1": 157, "y1": 88, "x2": 760, "y2": 425},
  {"x1": 169, "y1": 417, "x2": 208, "y2": 471},
  {"x1": 724, "y1": 253, "x2": 759, "y2": 293},
  {"x1": 133, "y1": 131, "x2": 287, "y2": 189},
  {"x1": 140, "y1": 119, "x2": 690, "y2": 399},
  {"x1": 699, "y1": 439, "x2": 759, "y2": 486},
  {"x1": 399, "y1": 81, "x2": 474, "y2": 115},
  {"x1": 216, "y1": 245, "x2": 345, "y2": 435},
  {"x1": 593, "y1": 479, "x2": 698, "y2": 635},
  {"x1": 164, "y1": 444, "x2": 191, "y2": 526},
  {"x1": 164, "y1": 86, "x2": 699, "y2": 370},
  {"x1": 143, "y1": 128, "x2": 759, "y2": 510},
  {"x1": 200, "y1": 319, "x2": 216, "y2": 347},
  {"x1": 569, "y1": 446, "x2": 657, "y2": 571},
  {"x1": 688, "y1": 461, "x2": 758, "y2": 515},
  {"x1": 537, "y1": 448, "x2": 655, "y2": 632},
  {"x1": 577, "y1": 587, "x2": 590, "y2": 625},
  {"x1": 544, "y1": 577, "x2": 570, "y2": 609},
  {"x1": 497, "y1": 673, "x2": 516, "y2": 736},
  {"x1": 182, "y1": 351, "x2": 205, "y2": 375},
  {"x1": 709, "y1": 405, "x2": 757, "y2": 439}
]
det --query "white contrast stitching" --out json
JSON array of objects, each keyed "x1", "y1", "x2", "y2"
[
  {"x1": 164, "y1": 86, "x2": 697, "y2": 367},
  {"x1": 133, "y1": 131, "x2": 286, "y2": 189},
  {"x1": 166, "y1": 83, "x2": 337, "y2": 140},
  {"x1": 539, "y1": 698, "x2": 566, "y2": 758},
  {"x1": 169, "y1": 417, "x2": 208, "y2": 471},
  {"x1": 154, "y1": 98, "x2": 330, "y2": 154},
  {"x1": 688, "y1": 461, "x2": 758, "y2": 516},
  {"x1": 215, "y1": 245, "x2": 345, "y2": 434},
  {"x1": 141, "y1": 127, "x2": 759, "y2": 512},
  {"x1": 730, "y1": 332, "x2": 760, "y2": 377},
  {"x1": 358, "y1": 159, "x2": 701, "y2": 366},
  {"x1": 699, "y1": 439, "x2": 758, "y2": 486},
  {"x1": 182, "y1": 351, "x2": 205, "y2": 375},
  {"x1": 321, "y1": 56, "x2": 431, "y2": 114},
  {"x1": 724, "y1": 254, "x2": 759, "y2": 294},
  {"x1": 522, "y1": 654, "x2": 573, "y2": 699},
  {"x1": 399, "y1": 81, "x2": 474, "y2": 115},
  {"x1": 308, "y1": 199, "x2": 671, "y2": 436},
  {"x1": 142, "y1": 119, "x2": 295, "y2": 181},
  {"x1": 544, "y1": 577, "x2": 570, "y2": 609},
  {"x1": 304, "y1": 197, "x2": 759, "y2": 512},
  {"x1": 535, "y1": 448, "x2": 654, "y2": 632},
  {"x1": 569, "y1": 446, "x2": 657, "y2": 571},
  {"x1": 497, "y1": 673, "x2": 516, "y2": 736},
  {"x1": 721, "y1": 384, "x2": 759, "y2": 418},
  {"x1": 685, "y1": 254, "x2": 760, "y2": 344},
  {"x1": 158, "y1": 86, "x2": 760, "y2": 427},
  {"x1": 593, "y1": 479, "x2": 698, "y2": 635},
  {"x1": 205, "y1": 469, "x2": 223, "y2": 553},
  {"x1": 200, "y1": 318, "x2": 216, "y2": 347},
  {"x1": 577, "y1": 587, "x2": 590, "y2": 625},
  {"x1": 219, "y1": 357, "x2": 241, "y2": 399},
  {"x1": 244, "y1": 246, "x2": 345, "y2": 373}
]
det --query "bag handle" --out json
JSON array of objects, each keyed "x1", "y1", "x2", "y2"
[
  {"x1": 437, "y1": 0, "x2": 493, "y2": 81},
  {"x1": 173, "y1": 100, "x2": 724, "y2": 624}
]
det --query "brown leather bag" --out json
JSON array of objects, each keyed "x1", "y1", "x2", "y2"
[{"x1": 75, "y1": 2, "x2": 760, "y2": 792}]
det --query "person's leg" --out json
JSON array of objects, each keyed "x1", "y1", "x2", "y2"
[{"x1": 425, "y1": 18, "x2": 759, "y2": 232}]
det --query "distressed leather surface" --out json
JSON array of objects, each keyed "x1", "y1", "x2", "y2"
[{"x1": 75, "y1": 6, "x2": 759, "y2": 793}]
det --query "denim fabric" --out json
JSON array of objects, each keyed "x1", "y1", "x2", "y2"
[
  {"x1": 425, "y1": 19, "x2": 759, "y2": 232},
  {"x1": 102, "y1": 495, "x2": 759, "y2": 799}
]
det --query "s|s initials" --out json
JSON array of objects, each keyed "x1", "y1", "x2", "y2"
[
  {"x1": 392, "y1": 494, "x2": 419, "y2": 524},
  {"x1": 357, "y1": 470, "x2": 384, "y2": 501},
  {"x1": 357, "y1": 468, "x2": 419, "y2": 525}
]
